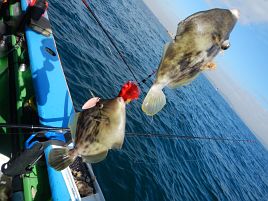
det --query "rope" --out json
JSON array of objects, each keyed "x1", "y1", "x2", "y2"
[{"x1": 81, "y1": 0, "x2": 140, "y2": 84}]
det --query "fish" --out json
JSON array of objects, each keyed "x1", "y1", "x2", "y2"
[
  {"x1": 0, "y1": 154, "x2": 11, "y2": 201},
  {"x1": 142, "y1": 8, "x2": 239, "y2": 116},
  {"x1": 48, "y1": 97, "x2": 126, "y2": 171}
]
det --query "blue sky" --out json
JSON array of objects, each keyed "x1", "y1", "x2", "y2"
[{"x1": 143, "y1": 0, "x2": 268, "y2": 109}]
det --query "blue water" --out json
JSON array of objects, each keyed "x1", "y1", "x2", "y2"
[{"x1": 48, "y1": 0, "x2": 268, "y2": 200}]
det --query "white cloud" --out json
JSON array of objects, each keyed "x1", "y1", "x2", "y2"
[
  {"x1": 205, "y1": 0, "x2": 268, "y2": 24},
  {"x1": 143, "y1": 0, "x2": 182, "y2": 33}
]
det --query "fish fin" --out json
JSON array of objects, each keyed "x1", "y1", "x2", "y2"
[
  {"x1": 168, "y1": 79, "x2": 186, "y2": 89},
  {"x1": 142, "y1": 84, "x2": 166, "y2": 116},
  {"x1": 219, "y1": 49, "x2": 225, "y2": 55},
  {"x1": 163, "y1": 42, "x2": 171, "y2": 55},
  {"x1": 82, "y1": 97, "x2": 100, "y2": 110},
  {"x1": 48, "y1": 148, "x2": 76, "y2": 171},
  {"x1": 176, "y1": 21, "x2": 187, "y2": 40},
  {"x1": 167, "y1": 82, "x2": 183, "y2": 89},
  {"x1": 200, "y1": 62, "x2": 216, "y2": 71},
  {"x1": 86, "y1": 142, "x2": 108, "y2": 155},
  {"x1": 112, "y1": 138, "x2": 124, "y2": 149},
  {"x1": 81, "y1": 149, "x2": 108, "y2": 163},
  {"x1": 159, "y1": 42, "x2": 172, "y2": 66},
  {"x1": 111, "y1": 129, "x2": 125, "y2": 149},
  {"x1": 68, "y1": 112, "x2": 80, "y2": 141},
  {"x1": 168, "y1": 73, "x2": 200, "y2": 89}
]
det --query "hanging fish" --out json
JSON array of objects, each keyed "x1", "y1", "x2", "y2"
[
  {"x1": 142, "y1": 8, "x2": 239, "y2": 116},
  {"x1": 48, "y1": 97, "x2": 126, "y2": 171}
]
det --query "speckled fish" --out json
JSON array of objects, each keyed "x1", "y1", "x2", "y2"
[
  {"x1": 142, "y1": 8, "x2": 239, "y2": 116},
  {"x1": 48, "y1": 97, "x2": 126, "y2": 171}
]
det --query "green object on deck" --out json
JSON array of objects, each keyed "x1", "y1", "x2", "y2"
[
  {"x1": 23, "y1": 165, "x2": 52, "y2": 201},
  {"x1": 0, "y1": 33, "x2": 11, "y2": 154},
  {"x1": 0, "y1": 2, "x2": 52, "y2": 201}
]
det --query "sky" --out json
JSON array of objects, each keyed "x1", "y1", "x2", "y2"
[{"x1": 143, "y1": 0, "x2": 268, "y2": 148}]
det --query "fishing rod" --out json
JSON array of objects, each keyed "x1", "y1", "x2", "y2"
[
  {"x1": 0, "y1": 123, "x2": 255, "y2": 143},
  {"x1": 0, "y1": 123, "x2": 69, "y2": 131}
]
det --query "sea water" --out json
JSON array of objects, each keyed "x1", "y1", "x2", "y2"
[{"x1": 48, "y1": 0, "x2": 268, "y2": 200}]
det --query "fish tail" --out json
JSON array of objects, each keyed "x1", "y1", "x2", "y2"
[
  {"x1": 142, "y1": 84, "x2": 166, "y2": 116},
  {"x1": 48, "y1": 147, "x2": 77, "y2": 171}
]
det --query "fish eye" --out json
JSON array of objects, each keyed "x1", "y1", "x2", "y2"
[
  {"x1": 221, "y1": 40, "x2": 230, "y2": 50},
  {"x1": 98, "y1": 103, "x2": 103, "y2": 109}
]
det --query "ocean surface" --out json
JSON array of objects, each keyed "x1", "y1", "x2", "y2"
[{"x1": 47, "y1": 0, "x2": 268, "y2": 200}]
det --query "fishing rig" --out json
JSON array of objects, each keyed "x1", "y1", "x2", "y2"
[
  {"x1": 0, "y1": 122, "x2": 255, "y2": 176},
  {"x1": 0, "y1": 1, "x2": 256, "y2": 201},
  {"x1": 0, "y1": 0, "x2": 104, "y2": 200},
  {"x1": 82, "y1": 0, "x2": 157, "y2": 87},
  {"x1": 0, "y1": 122, "x2": 256, "y2": 179}
]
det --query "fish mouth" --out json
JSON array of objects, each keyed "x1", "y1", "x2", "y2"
[
  {"x1": 116, "y1": 97, "x2": 124, "y2": 103},
  {"x1": 230, "y1": 9, "x2": 240, "y2": 19},
  {"x1": 117, "y1": 97, "x2": 126, "y2": 110}
]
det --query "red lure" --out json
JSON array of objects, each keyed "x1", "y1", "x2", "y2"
[
  {"x1": 118, "y1": 81, "x2": 140, "y2": 102},
  {"x1": 28, "y1": 0, "x2": 48, "y2": 7}
]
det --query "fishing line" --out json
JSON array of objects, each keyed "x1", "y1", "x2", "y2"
[
  {"x1": 138, "y1": 69, "x2": 156, "y2": 85},
  {"x1": 118, "y1": 147, "x2": 227, "y2": 170},
  {"x1": 81, "y1": 0, "x2": 140, "y2": 84},
  {"x1": 119, "y1": 147, "x2": 260, "y2": 177},
  {"x1": 0, "y1": 124, "x2": 255, "y2": 143},
  {"x1": 125, "y1": 132, "x2": 256, "y2": 143}
]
